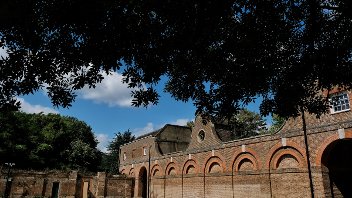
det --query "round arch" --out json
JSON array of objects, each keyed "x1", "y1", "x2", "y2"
[
  {"x1": 270, "y1": 148, "x2": 306, "y2": 169},
  {"x1": 129, "y1": 168, "x2": 135, "y2": 176},
  {"x1": 265, "y1": 140, "x2": 306, "y2": 169},
  {"x1": 165, "y1": 162, "x2": 180, "y2": 176},
  {"x1": 137, "y1": 166, "x2": 148, "y2": 198},
  {"x1": 203, "y1": 155, "x2": 226, "y2": 174},
  {"x1": 150, "y1": 164, "x2": 163, "y2": 177},
  {"x1": 319, "y1": 137, "x2": 352, "y2": 197},
  {"x1": 182, "y1": 159, "x2": 200, "y2": 175},
  {"x1": 230, "y1": 147, "x2": 261, "y2": 172},
  {"x1": 233, "y1": 153, "x2": 259, "y2": 172},
  {"x1": 315, "y1": 130, "x2": 352, "y2": 166}
]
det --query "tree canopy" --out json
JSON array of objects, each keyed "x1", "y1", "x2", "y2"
[
  {"x1": 1, "y1": 0, "x2": 352, "y2": 118},
  {"x1": 0, "y1": 112, "x2": 101, "y2": 172},
  {"x1": 215, "y1": 108, "x2": 269, "y2": 139},
  {"x1": 99, "y1": 130, "x2": 135, "y2": 174}
]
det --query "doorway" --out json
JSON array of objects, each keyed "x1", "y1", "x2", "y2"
[
  {"x1": 321, "y1": 139, "x2": 352, "y2": 197},
  {"x1": 138, "y1": 167, "x2": 148, "y2": 198},
  {"x1": 51, "y1": 182, "x2": 60, "y2": 198}
]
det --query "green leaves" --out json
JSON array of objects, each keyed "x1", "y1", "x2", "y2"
[
  {"x1": 216, "y1": 109, "x2": 268, "y2": 139},
  {"x1": 0, "y1": 111, "x2": 100, "y2": 172},
  {"x1": 99, "y1": 130, "x2": 135, "y2": 174},
  {"x1": 1, "y1": 0, "x2": 352, "y2": 118}
]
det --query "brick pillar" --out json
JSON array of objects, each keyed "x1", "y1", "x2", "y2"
[
  {"x1": 96, "y1": 172, "x2": 106, "y2": 198},
  {"x1": 134, "y1": 177, "x2": 141, "y2": 198},
  {"x1": 312, "y1": 166, "x2": 332, "y2": 198}
]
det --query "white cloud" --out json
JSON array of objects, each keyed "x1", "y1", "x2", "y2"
[
  {"x1": 79, "y1": 72, "x2": 137, "y2": 107},
  {"x1": 96, "y1": 133, "x2": 110, "y2": 153},
  {"x1": 17, "y1": 97, "x2": 59, "y2": 114},
  {"x1": 132, "y1": 122, "x2": 155, "y2": 137},
  {"x1": 170, "y1": 118, "x2": 190, "y2": 126}
]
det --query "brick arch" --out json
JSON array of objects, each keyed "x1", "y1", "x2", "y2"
[
  {"x1": 233, "y1": 153, "x2": 258, "y2": 172},
  {"x1": 230, "y1": 147, "x2": 261, "y2": 172},
  {"x1": 138, "y1": 166, "x2": 148, "y2": 176},
  {"x1": 271, "y1": 148, "x2": 306, "y2": 169},
  {"x1": 203, "y1": 152, "x2": 226, "y2": 174},
  {"x1": 315, "y1": 130, "x2": 352, "y2": 166},
  {"x1": 151, "y1": 164, "x2": 163, "y2": 177},
  {"x1": 182, "y1": 159, "x2": 200, "y2": 175},
  {"x1": 137, "y1": 166, "x2": 148, "y2": 198},
  {"x1": 165, "y1": 162, "x2": 180, "y2": 176},
  {"x1": 129, "y1": 168, "x2": 135, "y2": 176},
  {"x1": 265, "y1": 140, "x2": 306, "y2": 169}
]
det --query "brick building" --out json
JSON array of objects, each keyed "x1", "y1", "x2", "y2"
[{"x1": 120, "y1": 90, "x2": 352, "y2": 198}]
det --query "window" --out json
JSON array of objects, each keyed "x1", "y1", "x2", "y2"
[
  {"x1": 132, "y1": 149, "x2": 136, "y2": 158},
  {"x1": 143, "y1": 147, "x2": 147, "y2": 156},
  {"x1": 123, "y1": 153, "x2": 126, "y2": 161},
  {"x1": 197, "y1": 130, "x2": 205, "y2": 142},
  {"x1": 330, "y1": 92, "x2": 350, "y2": 113}
]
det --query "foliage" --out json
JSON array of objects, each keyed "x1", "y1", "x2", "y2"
[
  {"x1": 99, "y1": 130, "x2": 135, "y2": 174},
  {"x1": 0, "y1": 111, "x2": 101, "y2": 172},
  {"x1": 216, "y1": 109, "x2": 268, "y2": 139},
  {"x1": 268, "y1": 114, "x2": 286, "y2": 134},
  {"x1": 1, "y1": 0, "x2": 352, "y2": 118},
  {"x1": 186, "y1": 121, "x2": 195, "y2": 128}
]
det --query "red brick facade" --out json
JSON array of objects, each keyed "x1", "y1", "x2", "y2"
[{"x1": 120, "y1": 91, "x2": 352, "y2": 198}]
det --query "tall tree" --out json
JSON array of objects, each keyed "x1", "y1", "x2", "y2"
[
  {"x1": 0, "y1": 112, "x2": 101, "y2": 172},
  {"x1": 0, "y1": 0, "x2": 351, "y2": 119},
  {"x1": 268, "y1": 114, "x2": 286, "y2": 134},
  {"x1": 100, "y1": 130, "x2": 135, "y2": 174},
  {"x1": 216, "y1": 109, "x2": 268, "y2": 139}
]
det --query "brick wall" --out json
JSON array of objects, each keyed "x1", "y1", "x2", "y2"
[
  {"x1": 0, "y1": 170, "x2": 133, "y2": 198},
  {"x1": 120, "y1": 100, "x2": 352, "y2": 197}
]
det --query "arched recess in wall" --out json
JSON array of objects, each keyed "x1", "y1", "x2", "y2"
[
  {"x1": 232, "y1": 153, "x2": 259, "y2": 172},
  {"x1": 165, "y1": 162, "x2": 179, "y2": 176},
  {"x1": 271, "y1": 148, "x2": 305, "y2": 169},
  {"x1": 129, "y1": 168, "x2": 135, "y2": 176},
  {"x1": 203, "y1": 155, "x2": 226, "y2": 174},
  {"x1": 120, "y1": 169, "x2": 126, "y2": 175},
  {"x1": 182, "y1": 159, "x2": 200, "y2": 175},
  {"x1": 265, "y1": 140, "x2": 306, "y2": 170},
  {"x1": 150, "y1": 164, "x2": 163, "y2": 177},
  {"x1": 316, "y1": 131, "x2": 352, "y2": 197}
]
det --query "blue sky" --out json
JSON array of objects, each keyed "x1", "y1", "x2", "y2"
[
  {"x1": 1, "y1": 47, "x2": 268, "y2": 152},
  {"x1": 18, "y1": 72, "x2": 198, "y2": 152}
]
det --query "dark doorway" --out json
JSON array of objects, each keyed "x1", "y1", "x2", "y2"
[
  {"x1": 139, "y1": 167, "x2": 148, "y2": 198},
  {"x1": 4, "y1": 180, "x2": 12, "y2": 198},
  {"x1": 322, "y1": 139, "x2": 352, "y2": 197},
  {"x1": 51, "y1": 182, "x2": 60, "y2": 198}
]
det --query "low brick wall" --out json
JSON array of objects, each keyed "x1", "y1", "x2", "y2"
[{"x1": 0, "y1": 170, "x2": 134, "y2": 198}]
